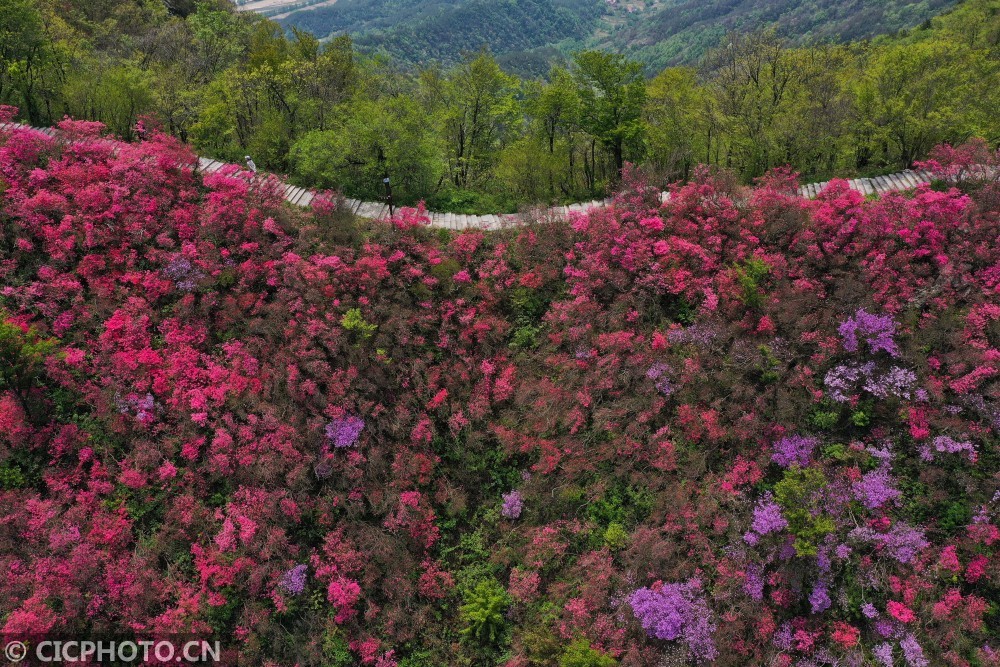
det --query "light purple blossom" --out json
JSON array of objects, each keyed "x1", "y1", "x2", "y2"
[
  {"x1": 853, "y1": 466, "x2": 901, "y2": 509},
  {"x1": 778, "y1": 539, "x2": 797, "y2": 561},
  {"x1": 163, "y1": 256, "x2": 203, "y2": 292},
  {"x1": 314, "y1": 459, "x2": 333, "y2": 480},
  {"x1": 666, "y1": 324, "x2": 717, "y2": 347},
  {"x1": 882, "y1": 524, "x2": 931, "y2": 564},
  {"x1": 901, "y1": 634, "x2": 929, "y2": 667},
  {"x1": 864, "y1": 366, "x2": 917, "y2": 400},
  {"x1": 744, "y1": 493, "x2": 788, "y2": 544},
  {"x1": 771, "y1": 435, "x2": 818, "y2": 468},
  {"x1": 743, "y1": 564, "x2": 764, "y2": 601},
  {"x1": 866, "y1": 442, "x2": 894, "y2": 462},
  {"x1": 325, "y1": 416, "x2": 365, "y2": 448},
  {"x1": 825, "y1": 362, "x2": 915, "y2": 402},
  {"x1": 839, "y1": 309, "x2": 899, "y2": 357},
  {"x1": 280, "y1": 564, "x2": 308, "y2": 595},
  {"x1": 647, "y1": 363, "x2": 669, "y2": 379},
  {"x1": 873, "y1": 643, "x2": 894, "y2": 667},
  {"x1": 851, "y1": 522, "x2": 928, "y2": 564},
  {"x1": 646, "y1": 363, "x2": 674, "y2": 396},
  {"x1": 816, "y1": 547, "x2": 833, "y2": 574},
  {"x1": 920, "y1": 435, "x2": 977, "y2": 462},
  {"x1": 809, "y1": 581, "x2": 831, "y2": 614},
  {"x1": 501, "y1": 490, "x2": 523, "y2": 519},
  {"x1": 875, "y1": 619, "x2": 898, "y2": 639},
  {"x1": 629, "y1": 579, "x2": 718, "y2": 663},
  {"x1": 825, "y1": 361, "x2": 874, "y2": 402},
  {"x1": 116, "y1": 392, "x2": 158, "y2": 423},
  {"x1": 772, "y1": 622, "x2": 794, "y2": 651}
]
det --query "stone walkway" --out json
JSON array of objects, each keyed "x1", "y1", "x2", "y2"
[
  {"x1": 202, "y1": 155, "x2": 935, "y2": 230},
  {"x1": 0, "y1": 122, "x2": 938, "y2": 231}
]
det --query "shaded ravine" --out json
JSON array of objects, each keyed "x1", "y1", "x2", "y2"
[{"x1": 1, "y1": 122, "x2": 937, "y2": 230}]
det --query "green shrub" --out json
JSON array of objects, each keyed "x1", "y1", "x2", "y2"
[
  {"x1": 821, "y1": 443, "x2": 849, "y2": 462},
  {"x1": 734, "y1": 258, "x2": 771, "y2": 308},
  {"x1": 321, "y1": 629, "x2": 353, "y2": 667},
  {"x1": 509, "y1": 324, "x2": 541, "y2": 349},
  {"x1": 0, "y1": 314, "x2": 59, "y2": 423},
  {"x1": 588, "y1": 482, "x2": 653, "y2": 528},
  {"x1": 774, "y1": 467, "x2": 835, "y2": 556},
  {"x1": 430, "y1": 258, "x2": 462, "y2": 281},
  {"x1": 602, "y1": 522, "x2": 630, "y2": 551},
  {"x1": 340, "y1": 308, "x2": 377, "y2": 339},
  {"x1": 936, "y1": 500, "x2": 972, "y2": 534},
  {"x1": 810, "y1": 409, "x2": 840, "y2": 430},
  {"x1": 0, "y1": 465, "x2": 26, "y2": 489},
  {"x1": 559, "y1": 638, "x2": 617, "y2": 667},
  {"x1": 460, "y1": 579, "x2": 511, "y2": 646}
]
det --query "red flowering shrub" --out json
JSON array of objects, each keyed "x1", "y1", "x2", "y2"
[{"x1": 0, "y1": 118, "x2": 998, "y2": 665}]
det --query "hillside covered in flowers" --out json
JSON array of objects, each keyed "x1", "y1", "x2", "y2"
[{"x1": 0, "y1": 110, "x2": 998, "y2": 666}]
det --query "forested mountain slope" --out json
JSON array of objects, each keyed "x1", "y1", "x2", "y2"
[
  {"x1": 608, "y1": 0, "x2": 962, "y2": 69},
  {"x1": 279, "y1": 0, "x2": 605, "y2": 74},
  {"x1": 273, "y1": 0, "x2": 964, "y2": 71}
]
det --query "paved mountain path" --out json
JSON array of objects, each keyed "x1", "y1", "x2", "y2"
[{"x1": 1, "y1": 121, "x2": 938, "y2": 231}]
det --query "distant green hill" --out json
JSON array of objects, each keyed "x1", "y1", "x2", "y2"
[{"x1": 278, "y1": 0, "x2": 964, "y2": 73}]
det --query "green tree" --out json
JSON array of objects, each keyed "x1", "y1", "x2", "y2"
[
  {"x1": 573, "y1": 50, "x2": 646, "y2": 179},
  {"x1": 291, "y1": 95, "x2": 441, "y2": 203},
  {"x1": 705, "y1": 30, "x2": 798, "y2": 178},
  {"x1": 773, "y1": 45, "x2": 855, "y2": 180},
  {"x1": 63, "y1": 62, "x2": 155, "y2": 138},
  {"x1": 289, "y1": 33, "x2": 356, "y2": 133},
  {"x1": 0, "y1": 0, "x2": 55, "y2": 123},
  {"x1": 438, "y1": 51, "x2": 520, "y2": 189},
  {"x1": 774, "y1": 466, "x2": 835, "y2": 557},
  {"x1": 644, "y1": 66, "x2": 710, "y2": 181},
  {"x1": 856, "y1": 39, "x2": 985, "y2": 171}
]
